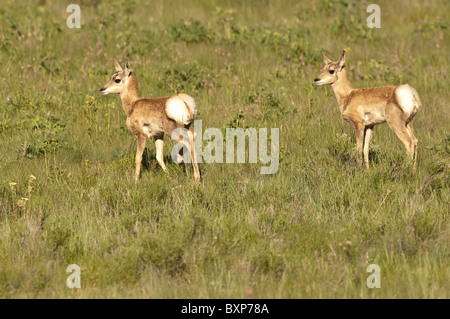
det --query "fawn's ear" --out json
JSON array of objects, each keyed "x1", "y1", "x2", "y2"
[
  {"x1": 321, "y1": 51, "x2": 332, "y2": 65},
  {"x1": 124, "y1": 60, "x2": 132, "y2": 76},
  {"x1": 114, "y1": 59, "x2": 123, "y2": 72},
  {"x1": 337, "y1": 50, "x2": 346, "y2": 69}
]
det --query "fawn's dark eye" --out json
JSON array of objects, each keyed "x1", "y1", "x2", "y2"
[
  {"x1": 329, "y1": 70, "x2": 335, "y2": 74},
  {"x1": 114, "y1": 79, "x2": 121, "y2": 83}
]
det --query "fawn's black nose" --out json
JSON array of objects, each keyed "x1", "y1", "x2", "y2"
[
  {"x1": 100, "y1": 87, "x2": 105, "y2": 92},
  {"x1": 314, "y1": 78, "x2": 320, "y2": 82}
]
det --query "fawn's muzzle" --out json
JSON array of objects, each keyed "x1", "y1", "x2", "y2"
[{"x1": 314, "y1": 78, "x2": 324, "y2": 85}]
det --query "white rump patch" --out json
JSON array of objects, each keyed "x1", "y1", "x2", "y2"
[
  {"x1": 165, "y1": 94, "x2": 197, "y2": 125},
  {"x1": 395, "y1": 85, "x2": 420, "y2": 117},
  {"x1": 177, "y1": 93, "x2": 197, "y2": 118},
  {"x1": 409, "y1": 86, "x2": 421, "y2": 108}
]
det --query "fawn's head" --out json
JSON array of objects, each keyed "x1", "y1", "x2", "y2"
[
  {"x1": 100, "y1": 59, "x2": 133, "y2": 95},
  {"x1": 314, "y1": 50, "x2": 346, "y2": 86}
]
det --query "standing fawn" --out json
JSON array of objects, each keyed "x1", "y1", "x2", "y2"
[
  {"x1": 100, "y1": 59, "x2": 201, "y2": 183},
  {"x1": 314, "y1": 50, "x2": 422, "y2": 168}
]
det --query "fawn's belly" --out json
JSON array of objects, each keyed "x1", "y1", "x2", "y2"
[
  {"x1": 363, "y1": 110, "x2": 386, "y2": 126},
  {"x1": 126, "y1": 117, "x2": 164, "y2": 138},
  {"x1": 141, "y1": 122, "x2": 163, "y2": 137}
]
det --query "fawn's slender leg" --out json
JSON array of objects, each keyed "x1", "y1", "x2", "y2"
[
  {"x1": 188, "y1": 126, "x2": 201, "y2": 184},
  {"x1": 354, "y1": 123, "x2": 365, "y2": 166},
  {"x1": 154, "y1": 138, "x2": 167, "y2": 172},
  {"x1": 386, "y1": 104, "x2": 415, "y2": 164},
  {"x1": 406, "y1": 121, "x2": 418, "y2": 167},
  {"x1": 177, "y1": 146, "x2": 184, "y2": 164},
  {"x1": 135, "y1": 134, "x2": 147, "y2": 181},
  {"x1": 175, "y1": 127, "x2": 201, "y2": 184},
  {"x1": 388, "y1": 120, "x2": 414, "y2": 161},
  {"x1": 363, "y1": 126, "x2": 374, "y2": 169}
]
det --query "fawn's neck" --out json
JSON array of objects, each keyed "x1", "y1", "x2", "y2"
[
  {"x1": 331, "y1": 67, "x2": 353, "y2": 111},
  {"x1": 120, "y1": 74, "x2": 140, "y2": 116}
]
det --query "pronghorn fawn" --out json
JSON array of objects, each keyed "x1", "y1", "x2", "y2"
[
  {"x1": 100, "y1": 59, "x2": 201, "y2": 183},
  {"x1": 314, "y1": 50, "x2": 422, "y2": 168}
]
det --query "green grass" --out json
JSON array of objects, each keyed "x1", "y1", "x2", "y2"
[{"x1": 0, "y1": 0, "x2": 448, "y2": 298}]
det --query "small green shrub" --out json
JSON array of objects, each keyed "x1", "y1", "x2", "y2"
[
  {"x1": 250, "y1": 250, "x2": 285, "y2": 278},
  {"x1": 432, "y1": 135, "x2": 450, "y2": 155},
  {"x1": 415, "y1": 19, "x2": 447, "y2": 34},
  {"x1": 17, "y1": 139, "x2": 61, "y2": 159},
  {"x1": 158, "y1": 61, "x2": 211, "y2": 93},
  {"x1": 169, "y1": 18, "x2": 211, "y2": 43},
  {"x1": 140, "y1": 236, "x2": 187, "y2": 277},
  {"x1": 329, "y1": 132, "x2": 355, "y2": 163},
  {"x1": 246, "y1": 87, "x2": 296, "y2": 120}
]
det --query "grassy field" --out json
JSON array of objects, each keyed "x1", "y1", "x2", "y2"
[{"x1": 0, "y1": 0, "x2": 448, "y2": 298}]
